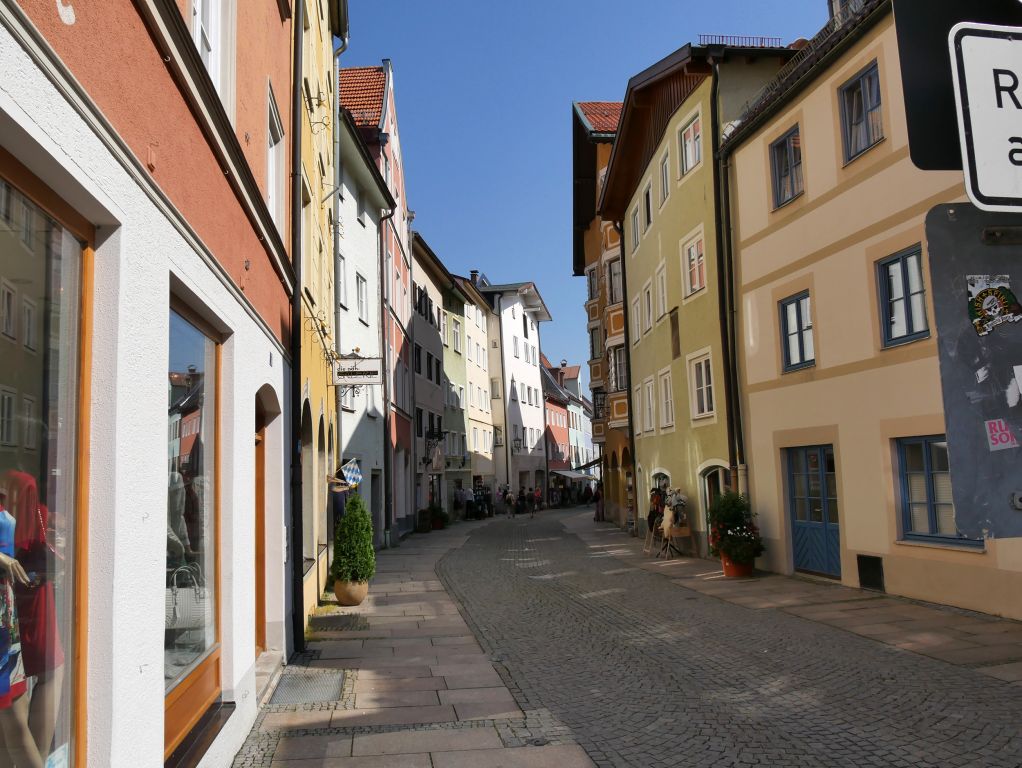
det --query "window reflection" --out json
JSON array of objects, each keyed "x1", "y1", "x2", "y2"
[
  {"x1": 166, "y1": 311, "x2": 217, "y2": 691},
  {"x1": 0, "y1": 177, "x2": 79, "y2": 767}
]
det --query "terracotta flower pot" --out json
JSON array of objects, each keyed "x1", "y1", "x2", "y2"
[
  {"x1": 333, "y1": 579, "x2": 368, "y2": 606},
  {"x1": 720, "y1": 554, "x2": 754, "y2": 578}
]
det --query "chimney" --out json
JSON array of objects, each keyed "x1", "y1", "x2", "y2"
[
  {"x1": 560, "y1": 359, "x2": 567, "y2": 368},
  {"x1": 470, "y1": 270, "x2": 479, "y2": 284}
]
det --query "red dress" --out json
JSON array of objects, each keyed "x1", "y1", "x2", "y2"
[{"x1": 7, "y1": 472, "x2": 64, "y2": 677}]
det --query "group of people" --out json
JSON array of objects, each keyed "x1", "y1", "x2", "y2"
[{"x1": 502, "y1": 486, "x2": 543, "y2": 519}]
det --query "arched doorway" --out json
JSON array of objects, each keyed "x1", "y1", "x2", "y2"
[
  {"x1": 254, "y1": 384, "x2": 281, "y2": 656},
  {"x1": 300, "y1": 403, "x2": 314, "y2": 570},
  {"x1": 699, "y1": 462, "x2": 732, "y2": 557}
]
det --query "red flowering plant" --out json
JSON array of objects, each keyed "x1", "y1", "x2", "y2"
[{"x1": 707, "y1": 491, "x2": 764, "y2": 565}]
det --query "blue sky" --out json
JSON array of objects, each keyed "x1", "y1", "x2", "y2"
[{"x1": 344, "y1": 0, "x2": 829, "y2": 393}]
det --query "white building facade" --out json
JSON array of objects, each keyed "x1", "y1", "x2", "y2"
[
  {"x1": 478, "y1": 278, "x2": 552, "y2": 495},
  {"x1": 458, "y1": 276, "x2": 497, "y2": 498},
  {"x1": 335, "y1": 112, "x2": 394, "y2": 549}
]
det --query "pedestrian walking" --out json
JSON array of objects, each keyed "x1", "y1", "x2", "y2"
[
  {"x1": 516, "y1": 487, "x2": 526, "y2": 518},
  {"x1": 533, "y1": 486, "x2": 542, "y2": 516},
  {"x1": 594, "y1": 481, "x2": 604, "y2": 522},
  {"x1": 505, "y1": 487, "x2": 515, "y2": 519}
]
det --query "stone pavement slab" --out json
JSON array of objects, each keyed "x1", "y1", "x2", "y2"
[
  {"x1": 430, "y1": 744, "x2": 595, "y2": 768},
  {"x1": 236, "y1": 518, "x2": 594, "y2": 768}
]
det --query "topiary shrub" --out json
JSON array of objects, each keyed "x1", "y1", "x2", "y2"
[
  {"x1": 707, "y1": 491, "x2": 765, "y2": 565},
  {"x1": 331, "y1": 494, "x2": 376, "y2": 584}
]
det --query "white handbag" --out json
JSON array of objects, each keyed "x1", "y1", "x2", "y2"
[{"x1": 165, "y1": 564, "x2": 213, "y2": 630}]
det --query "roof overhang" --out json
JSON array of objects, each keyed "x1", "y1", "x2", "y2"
[
  {"x1": 411, "y1": 232, "x2": 468, "y2": 303},
  {"x1": 339, "y1": 109, "x2": 396, "y2": 210}
]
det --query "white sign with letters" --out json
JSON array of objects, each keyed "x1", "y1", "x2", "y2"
[
  {"x1": 950, "y1": 22, "x2": 1022, "y2": 211},
  {"x1": 332, "y1": 357, "x2": 383, "y2": 387}
]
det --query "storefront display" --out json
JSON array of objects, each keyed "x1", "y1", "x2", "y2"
[
  {"x1": 165, "y1": 310, "x2": 219, "y2": 752},
  {"x1": 0, "y1": 176, "x2": 80, "y2": 767}
]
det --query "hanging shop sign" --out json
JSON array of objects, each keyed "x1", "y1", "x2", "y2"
[{"x1": 332, "y1": 357, "x2": 383, "y2": 387}]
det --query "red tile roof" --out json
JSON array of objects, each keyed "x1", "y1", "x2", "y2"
[
  {"x1": 577, "y1": 101, "x2": 622, "y2": 134},
  {"x1": 341, "y1": 66, "x2": 386, "y2": 128}
]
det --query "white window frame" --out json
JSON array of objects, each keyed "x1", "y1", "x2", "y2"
[
  {"x1": 512, "y1": 335, "x2": 519, "y2": 358},
  {"x1": 659, "y1": 368, "x2": 674, "y2": 428},
  {"x1": 630, "y1": 208, "x2": 640, "y2": 252},
  {"x1": 586, "y1": 267, "x2": 598, "y2": 301},
  {"x1": 356, "y1": 273, "x2": 368, "y2": 323},
  {"x1": 192, "y1": 0, "x2": 220, "y2": 90},
  {"x1": 267, "y1": 87, "x2": 285, "y2": 230},
  {"x1": 679, "y1": 113, "x2": 702, "y2": 176},
  {"x1": 1, "y1": 281, "x2": 16, "y2": 341},
  {"x1": 659, "y1": 152, "x2": 670, "y2": 205},
  {"x1": 682, "y1": 233, "x2": 706, "y2": 297},
  {"x1": 0, "y1": 388, "x2": 16, "y2": 447},
  {"x1": 643, "y1": 182, "x2": 653, "y2": 231},
  {"x1": 631, "y1": 298, "x2": 640, "y2": 345},
  {"x1": 655, "y1": 264, "x2": 667, "y2": 319},
  {"x1": 689, "y1": 352, "x2": 715, "y2": 419},
  {"x1": 441, "y1": 310, "x2": 449, "y2": 345},
  {"x1": 644, "y1": 377, "x2": 655, "y2": 434},
  {"x1": 337, "y1": 253, "x2": 348, "y2": 308},
  {"x1": 642, "y1": 281, "x2": 653, "y2": 334},
  {"x1": 453, "y1": 318, "x2": 462, "y2": 353},
  {"x1": 608, "y1": 259, "x2": 623, "y2": 304}
]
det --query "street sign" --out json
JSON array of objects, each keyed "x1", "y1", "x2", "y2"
[
  {"x1": 894, "y1": 0, "x2": 1022, "y2": 171},
  {"x1": 332, "y1": 357, "x2": 383, "y2": 387},
  {"x1": 950, "y1": 23, "x2": 1022, "y2": 211}
]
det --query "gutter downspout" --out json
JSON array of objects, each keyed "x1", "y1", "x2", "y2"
[
  {"x1": 379, "y1": 206, "x2": 397, "y2": 547},
  {"x1": 712, "y1": 61, "x2": 747, "y2": 494},
  {"x1": 289, "y1": 0, "x2": 305, "y2": 654},
  {"x1": 613, "y1": 222, "x2": 638, "y2": 535},
  {"x1": 332, "y1": 37, "x2": 348, "y2": 489},
  {"x1": 496, "y1": 295, "x2": 511, "y2": 490}
]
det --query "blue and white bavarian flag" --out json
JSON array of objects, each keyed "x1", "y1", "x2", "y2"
[{"x1": 341, "y1": 458, "x2": 362, "y2": 488}]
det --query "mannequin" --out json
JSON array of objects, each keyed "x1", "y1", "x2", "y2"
[{"x1": 0, "y1": 479, "x2": 42, "y2": 768}]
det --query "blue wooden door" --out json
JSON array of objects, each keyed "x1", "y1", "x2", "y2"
[{"x1": 788, "y1": 446, "x2": 840, "y2": 577}]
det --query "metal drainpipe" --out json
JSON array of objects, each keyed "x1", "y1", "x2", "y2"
[
  {"x1": 709, "y1": 60, "x2": 739, "y2": 488},
  {"x1": 380, "y1": 206, "x2": 397, "y2": 547},
  {"x1": 613, "y1": 222, "x2": 638, "y2": 535},
  {"x1": 289, "y1": 0, "x2": 305, "y2": 653},
  {"x1": 333, "y1": 37, "x2": 348, "y2": 483},
  {"x1": 712, "y1": 62, "x2": 747, "y2": 494}
]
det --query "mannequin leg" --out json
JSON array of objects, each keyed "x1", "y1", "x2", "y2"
[
  {"x1": 0, "y1": 695, "x2": 43, "y2": 768},
  {"x1": 29, "y1": 667, "x2": 64, "y2": 758}
]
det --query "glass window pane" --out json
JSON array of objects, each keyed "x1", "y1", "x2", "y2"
[
  {"x1": 790, "y1": 450, "x2": 806, "y2": 474},
  {"x1": 827, "y1": 497, "x2": 839, "y2": 524},
  {"x1": 889, "y1": 297, "x2": 907, "y2": 339},
  {"x1": 932, "y1": 472, "x2": 953, "y2": 504},
  {"x1": 907, "y1": 473, "x2": 928, "y2": 503},
  {"x1": 808, "y1": 472, "x2": 822, "y2": 499},
  {"x1": 929, "y1": 441, "x2": 949, "y2": 472},
  {"x1": 800, "y1": 296, "x2": 812, "y2": 328},
  {"x1": 802, "y1": 326, "x2": 815, "y2": 362},
  {"x1": 826, "y1": 474, "x2": 837, "y2": 498},
  {"x1": 795, "y1": 473, "x2": 808, "y2": 498},
  {"x1": 810, "y1": 503, "x2": 824, "y2": 523},
  {"x1": 807, "y1": 450, "x2": 819, "y2": 473},
  {"x1": 904, "y1": 442, "x2": 924, "y2": 472},
  {"x1": 905, "y1": 254, "x2": 923, "y2": 293},
  {"x1": 795, "y1": 498, "x2": 809, "y2": 521},
  {"x1": 887, "y1": 262, "x2": 904, "y2": 300},
  {"x1": 167, "y1": 311, "x2": 217, "y2": 692},
  {"x1": 0, "y1": 180, "x2": 80, "y2": 766},
  {"x1": 910, "y1": 293, "x2": 927, "y2": 334},
  {"x1": 935, "y1": 504, "x2": 957, "y2": 535},
  {"x1": 910, "y1": 503, "x2": 930, "y2": 534}
]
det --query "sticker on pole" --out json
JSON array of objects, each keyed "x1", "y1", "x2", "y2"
[{"x1": 950, "y1": 22, "x2": 1022, "y2": 211}]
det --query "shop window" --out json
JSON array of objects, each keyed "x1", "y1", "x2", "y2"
[
  {"x1": 0, "y1": 175, "x2": 83, "y2": 767},
  {"x1": 166, "y1": 308, "x2": 220, "y2": 753}
]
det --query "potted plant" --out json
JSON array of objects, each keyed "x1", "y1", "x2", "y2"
[
  {"x1": 707, "y1": 491, "x2": 764, "y2": 578},
  {"x1": 430, "y1": 504, "x2": 449, "y2": 530},
  {"x1": 330, "y1": 494, "x2": 376, "y2": 606}
]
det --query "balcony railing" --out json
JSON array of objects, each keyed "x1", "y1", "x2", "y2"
[{"x1": 698, "y1": 34, "x2": 784, "y2": 48}]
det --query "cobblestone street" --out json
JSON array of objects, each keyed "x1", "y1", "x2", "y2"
[{"x1": 438, "y1": 509, "x2": 1022, "y2": 768}]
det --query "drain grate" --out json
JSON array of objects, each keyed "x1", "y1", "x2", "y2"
[{"x1": 269, "y1": 667, "x2": 347, "y2": 705}]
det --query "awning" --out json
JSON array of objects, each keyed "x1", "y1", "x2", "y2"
[
  {"x1": 573, "y1": 456, "x2": 602, "y2": 472},
  {"x1": 552, "y1": 469, "x2": 593, "y2": 481}
]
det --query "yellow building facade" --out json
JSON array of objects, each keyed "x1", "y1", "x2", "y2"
[
  {"x1": 726, "y1": 2, "x2": 1022, "y2": 618},
  {"x1": 299, "y1": 0, "x2": 344, "y2": 623},
  {"x1": 600, "y1": 45, "x2": 788, "y2": 548}
]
